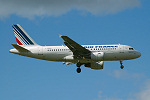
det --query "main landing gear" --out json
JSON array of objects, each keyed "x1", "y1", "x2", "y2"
[
  {"x1": 76, "y1": 62, "x2": 82, "y2": 73},
  {"x1": 77, "y1": 67, "x2": 81, "y2": 73},
  {"x1": 120, "y1": 61, "x2": 124, "y2": 69}
]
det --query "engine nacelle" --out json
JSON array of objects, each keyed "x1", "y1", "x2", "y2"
[
  {"x1": 91, "y1": 52, "x2": 104, "y2": 61},
  {"x1": 85, "y1": 61, "x2": 104, "y2": 70}
]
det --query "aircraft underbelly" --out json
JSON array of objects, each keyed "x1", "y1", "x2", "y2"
[
  {"x1": 103, "y1": 52, "x2": 126, "y2": 61},
  {"x1": 43, "y1": 52, "x2": 72, "y2": 61}
]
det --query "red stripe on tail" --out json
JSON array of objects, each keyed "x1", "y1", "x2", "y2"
[{"x1": 15, "y1": 37, "x2": 23, "y2": 45}]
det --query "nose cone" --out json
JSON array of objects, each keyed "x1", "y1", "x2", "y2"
[
  {"x1": 135, "y1": 51, "x2": 141, "y2": 58},
  {"x1": 137, "y1": 51, "x2": 141, "y2": 58}
]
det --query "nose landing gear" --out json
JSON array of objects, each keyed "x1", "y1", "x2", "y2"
[
  {"x1": 120, "y1": 61, "x2": 124, "y2": 69},
  {"x1": 77, "y1": 67, "x2": 81, "y2": 73}
]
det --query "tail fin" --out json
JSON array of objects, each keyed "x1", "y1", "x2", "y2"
[{"x1": 12, "y1": 24, "x2": 38, "y2": 45}]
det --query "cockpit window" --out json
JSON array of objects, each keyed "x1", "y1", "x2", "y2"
[{"x1": 129, "y1": 48, "x2": 134, "y2": 50}]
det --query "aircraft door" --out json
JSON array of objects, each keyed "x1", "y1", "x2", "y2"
[
  {"x1": 119, "y1": 45, "x2": 124, "y2": 53},
  {"x1": 119, "y1": 45, "x2": 125, "y2": 59}
]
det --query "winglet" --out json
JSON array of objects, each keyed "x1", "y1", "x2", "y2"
[{"x1": 59, "y1": 34, "x2": 63, "y2": 37}]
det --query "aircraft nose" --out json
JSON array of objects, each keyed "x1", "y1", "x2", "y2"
[{"x1": 136, "y1": 51, "x2": 141, "y2": 58}]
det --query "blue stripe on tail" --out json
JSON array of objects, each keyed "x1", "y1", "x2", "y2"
[
  {"x1": 13, "y1": 27, "x2": 29, "y2": 45},
  {"x1": 13, "y1": 25, "x2": 34, "y2": 45}
]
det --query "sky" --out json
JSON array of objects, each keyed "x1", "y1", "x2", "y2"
[{"x1": 0, "y1": 0, "x2": 150, "y2": 100}]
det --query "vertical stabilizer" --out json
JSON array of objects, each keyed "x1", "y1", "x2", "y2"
[{"x1": 12, "y1": 24, "x2": 38, "y2": 45}]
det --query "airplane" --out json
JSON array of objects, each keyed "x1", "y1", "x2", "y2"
[{"x1": 9, "y1": 24, "x2": 141, "y2": 73}]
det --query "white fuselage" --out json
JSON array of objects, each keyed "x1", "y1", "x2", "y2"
[
  {"x1": 9, "y1": 44, "x2": 141, "y2": 63},
  {"x1": 10, "y1": 24, "x2": 141, "y2": 72}
]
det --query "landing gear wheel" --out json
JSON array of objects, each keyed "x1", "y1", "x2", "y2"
[
  {"x1": 120, "y1": 65, "x2": 124, "y2": 69},
  {"x1": 77, "y1": 68, "x2": 81, "y2": 73},
  {"x1": 120, "y1": 61, "x2": 124, "y2": 69}
]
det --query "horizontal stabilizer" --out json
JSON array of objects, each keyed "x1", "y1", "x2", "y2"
[{"x1": 11, "y1": 44, "x2": 30, "y2": 52}]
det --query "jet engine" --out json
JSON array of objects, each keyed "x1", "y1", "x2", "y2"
[
  {"x1": 91, "y1": 52, "x2": 104, "y2": 61},
  {"x1": 84, "y1": 61, "x2": 104, "y2": 70}
]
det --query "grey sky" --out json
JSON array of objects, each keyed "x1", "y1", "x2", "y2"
[{"x1": 0, "y1": 0, "x2": 140, "y2": 19}]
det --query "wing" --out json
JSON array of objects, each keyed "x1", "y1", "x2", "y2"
[{"x1": 60, "y1": 35, "x2": 91, "y2": 59}]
